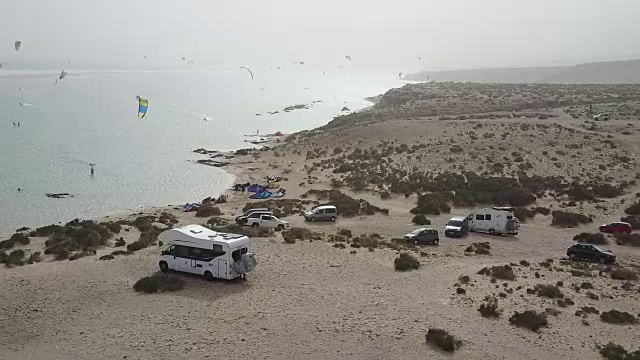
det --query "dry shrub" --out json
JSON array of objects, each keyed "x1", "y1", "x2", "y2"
[
  {"x1": 611, "y1": 268, "x2": 639, "y2": 281},
  {"x1": 478, "y1": 265, "x2": 516, "y2": 280},
  {"x1": 459, "y1": 275, "x2": 470, "y2": 284},
  {"x1": 599, "y1": 342, "x2": 640, "y2": 360},
  {"x1": 534, "y1": 284, "x2": 564, "y2": 299},
  {"x1": 282, "y1": 227, "x2": 315, "y2": 244},
  {"x1": 465, "y1": 242, "x2": 491, "y2": 255},
  {"x1": 551, "y1": 211, "x2": 592, "y2": 228},
  {"x1": 210, "y1": 224, "x2": 272, "y2": 238},
  {"x1": 195, "y1": 206, "x2": 223, "y2": 218},
  {"x1": 394, "y1": 253, "x2": 420, "y2": 271},
  {"x1": 613, "y1": 233, "x2": 640, "y2": 247},
  {"x1": 478, "y1": 296, "x2": 502, "y2": 318},
  {"x1": 412, "y1": 214, "x2": 431, "y2": 225},
  {"x1": 573, "y1": 232, "x2": 607, "y2": 245},
  {"x1": 425, "y1": 328, "x2": 463, "y2": 353},
  {"x1": 133, "y1": 274, "x2": 185, "y2": 294},
  {"x1": 600, "y1": 310, "x2": 637, "y2": 325},
  {"x1": 509, "y1": 310, "x2": 548, "y2": 332}
]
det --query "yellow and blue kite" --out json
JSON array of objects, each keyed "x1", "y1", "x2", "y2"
[{"x1": 136, "y1": 95, "x2": 148, "y2": 118}]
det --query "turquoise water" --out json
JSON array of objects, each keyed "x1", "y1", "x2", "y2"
[{"x1": 0, "y1": 69, "x2": 400, "y2": 232}]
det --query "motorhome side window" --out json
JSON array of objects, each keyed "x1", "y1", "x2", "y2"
[
  {"x1": 485, "y1": 214, "x2": 492, "y2": 220},
  {"x1": 476, "y1": 214, "x2": 485, "y2": 221},
  {"x1": 175, "y1": 245, "x2": 189, "y2": 258}
]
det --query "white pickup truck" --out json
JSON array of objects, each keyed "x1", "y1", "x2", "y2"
[{"x1": 246, "y1": 214, "x2": 291, "y2": 230}]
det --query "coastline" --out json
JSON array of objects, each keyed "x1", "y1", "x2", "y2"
[{"x1": 0, "y1": 94, "x2": 380, "y2": 237}]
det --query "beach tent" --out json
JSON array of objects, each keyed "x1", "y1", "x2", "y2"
[
  {"x1": 250, "y1": 190, "x2": 272, "y2": 199},
  {"x1": 270, "y1": 190, "x2": 285, "y2": 198},
  {"x1": 247, "y1": 184, "x2": 266, "y2": 193}
]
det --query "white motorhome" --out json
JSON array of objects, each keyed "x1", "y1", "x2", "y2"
[
  {"x1": 158, "y1": 224, "x2": 256, "y2": 281},
  {"x1": 466, "y1": 207, "x2": 520, "y2": 235}
]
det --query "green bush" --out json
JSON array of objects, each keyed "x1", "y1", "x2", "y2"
[
  {"x1": 133, "y1": 274, "x2": 185, "y2": 293},
  {"x1": 459, "y1": 275, "x2": 470, "y2": 284},
  {"x1": 519, "y1": 260, "x2": 531, "y2": 266},
  {"x1": 509, "y1": 310, "x2": 548, "y2": 332},
  {"x1": 394, "y1": 253, "x2": 421, "y2": 271},
  {"x1": 425, "y1": 328, "x2": 463, "y2": 353},
  {"x1": 624, "y1": 201, "x2": 640, "y2": 215},
  {"x1": 338, "y1": 229, "x2": 353, "y2": 238},
  {"x1": 195, "y1": 206, "x2": 223, "y2": 218},
  {"x1": 333, "y1": 243, "x2": 346, "y2": 249},
  {"x1": 99, "y1": 254, "x2": 115, "y2": 260},
  {"x1": 10, "y1": 233, "x2": 30, "y2": 245},
  {"x1": 35, "y1": 224, "x2": 64, "y2": 237},
  {"x1": 100, "y1": 222, "x2": 122, "y2": 233},
  {"x1": 207, "y1": 217, "x2": 228, "y2": 226}
]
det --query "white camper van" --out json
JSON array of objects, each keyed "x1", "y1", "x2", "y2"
[
  {"x1": 467, "y1": 207, "x2": 520, "y2": 235},
  {"x1": 157, "y1": 224, "x2": 257, "y2": 281}
]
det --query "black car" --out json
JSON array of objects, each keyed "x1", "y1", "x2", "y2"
[
  {"x1": 566, "y1": 243, "x2": 616, "y2": 264},
  {"x1": 404, "y1": 228, "x2": 440, "y2": 245}
]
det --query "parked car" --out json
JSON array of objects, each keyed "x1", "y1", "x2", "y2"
[
  {"x1": 304, "y1": 205, "x2": 338, "y2": 222},
  {"x1": 445, "y1": 216, "x2": 469, "y2": 237},
  {"x1": 593, "y1": 113, "x2": 610, "y2": 121},
  {"x1": 566, "y1": 243, "x2": 616, "y2": 264},
  {"x1": 235, "y1": 208, "x2": 272, "y2": 224},
  {"x1": 599, "y1": 222, "x2": 632, "y2": 234},
  {"x1": 403, "y1": 228, "x2": 440, "y2": 245},
  {"x1": 246, "y1": 214, "x2": 290, "y2": 230}
]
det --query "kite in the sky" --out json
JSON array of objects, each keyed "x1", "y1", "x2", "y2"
[
  {"x1": 136, "y1": 95, "x2": 148, "y2": 118},
  {"x1": 345, "y1": 55, "x2": 352, "y2": 61},
  {"x1": 418, "y1": 56, "x2": 422, "y2": 60},
  {"x1": 299, "y1": 61, "x2": 305, "y2": 65},
  {"x1": 59, "y1": 70, "x2": 67, "y2": 80},
  {"x1": 181, "y1": 57, "x2": 186, "y2": 61},
  {"x1": 14, "y1": 41, "x2": 21, "y2": 52},
  {"x1": 398, "y1": 72, "x2": 404, "y2": 79},
  {"x1": 240, "y1": 66, "x2": 254, "y2": 80}
]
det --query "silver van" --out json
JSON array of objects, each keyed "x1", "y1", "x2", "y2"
[{"x1": 304, "y1": 205, "x2": 338, "y2": 222}]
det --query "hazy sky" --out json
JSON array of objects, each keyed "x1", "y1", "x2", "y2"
[{"x1": 2, "y1": 0, "x2": 639, "y2": 72}]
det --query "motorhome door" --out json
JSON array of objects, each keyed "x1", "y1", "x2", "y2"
[{"x1": 217, "y1": 259, "x2": 227, "y2": 278}]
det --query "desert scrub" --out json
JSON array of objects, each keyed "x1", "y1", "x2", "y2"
[
  {"x1": 551, "y1": 211, "x2": 592, "y2": 228},
  {"x1": 114, "y1": 237, "x2": 126, "y2": 247},
  {"x1": 424, "y1": 328, "x2": 463, "y2": 353},
  {"x1": 133, "y1": 274, "x2": 185, "y2": 293},
  {"x1": 534, "y1": 284, "x2": 564, "y2": 299},
  {"x1": 394, "y1": 253, "x2": 420, "y2": 271},
  {"x1": 613, "y1": 233, "x2": 640, "y2": 247},
  {"x1": 465, "y1": 242, "x2": 490, "y2": 255},
  {"x1": 600, "y1": 310, "x2": 637, "y2": 325},
  {"x1": 282, "y1": 227, "x2": 315, "y2": 244},
  {"x1": 412, "y1": 214, "x2": 431, "y2": 226},
  {"x1": 509, "y1": 310, "x2": 548, "y2": 332},
  {"x1": 598, "y1": 342, "x2": 640, "y2": 360},
  {"x1": 610, "y1": 268, "x2": 639, "y2": 281},
  {"x1": 209, "y1": 224, "x2": 272, "y2": 238},
  {"x1": 195, "y1": 206, "x2": 223, "y2": 218},
  {"x1": 478, "y1": 296, "x2": 502, "y2": 318},
  {"x1": 3, "y1": 249, "x2": 25, "y2": 267},
  {"x1": 477, "y1": 265, "x2": 516, "y2": 280},
  {"x1": 573, "y1": 233, "x2": 607, "y2": 245}
]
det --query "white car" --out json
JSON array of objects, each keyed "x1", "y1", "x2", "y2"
[{"x1": 246, "y1": 214, "x2": 290, "y2": 230}]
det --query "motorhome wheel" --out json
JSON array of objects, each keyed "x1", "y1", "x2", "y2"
[
  {"x1": 159, "y1": 261, "x2": 168, "y2": 273},
  {"x1": 489, "y1": 229, "x2": 495, "y2": 235},
  {"x1": 204, "y1": 271, "x2": 214, "y2": 281},
  {"x1": 251, "y1": 223, "x2": 259, "y2": 227}
]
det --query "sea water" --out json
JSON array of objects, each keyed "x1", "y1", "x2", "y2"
[{"x1": 0, "y1": 69, "x2": 400, "y2": 232}]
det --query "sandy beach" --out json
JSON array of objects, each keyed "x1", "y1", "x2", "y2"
[{"x1": 2, "y1": 82, "x2": 640, "y2": 360}]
